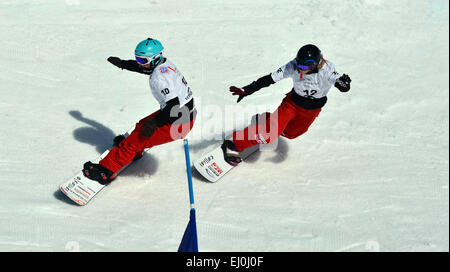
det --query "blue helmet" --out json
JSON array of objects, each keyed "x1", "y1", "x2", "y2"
[{"x1": 134, "y1": 38, "x2": 164, "y2": 67}]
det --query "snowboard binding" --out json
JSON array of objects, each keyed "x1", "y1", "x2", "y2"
[
  {"x1": 221, "y1": 140, "x2": 242, "y2": 166},
  {"x1": 83, "y1": 161, "x2": 115, "y2": 185}
]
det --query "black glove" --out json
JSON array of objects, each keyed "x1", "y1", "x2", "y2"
[
  {"x1": 113, "y1": 135, "x2": 125, "y2": 147},
  {"x1": 140, "y1": 119, "x2": 159, "y2": 138},
  {"x1": 335, "y1": 74, "x2": 351, "y2": 92},
  {"x1": 107, "y1": 56, "x2": 122, "y2": 68}
]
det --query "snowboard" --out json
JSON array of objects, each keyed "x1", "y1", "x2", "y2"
[
  {"x1": 59, "y1": 127, "x2": 137, "y2": 206},
  {"x1": 193, "y1": 143, "x2": 259, "y2": 183}
]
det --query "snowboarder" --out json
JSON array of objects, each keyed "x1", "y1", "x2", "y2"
[
  {"x1": 83, "y1": 38, "x2": 196, "y2": 184},
  {"x1": 222, "y1": 44, "x2": 351, "y2": 165}
]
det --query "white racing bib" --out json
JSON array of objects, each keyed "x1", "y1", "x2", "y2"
[
  {"x1": 149, "y1": 58, "x2": 193, "y2": 109},
  {"x1": 271, "y1": 59, "x2": 341, "y2": 99}
]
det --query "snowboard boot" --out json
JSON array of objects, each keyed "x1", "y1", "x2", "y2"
[
  {"x1": 83, "y1": 161, "x2": 116, "y2": 185},
  {"x1": 221, "y1": 140, "x2": 242, "y2": 166},
  {"x1": 113, "y1": 134, "x2": 143, "y2": 162}
]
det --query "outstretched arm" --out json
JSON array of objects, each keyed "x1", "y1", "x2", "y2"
[
  {"x1": 230, "y1": 74, "x2": 275, "y2": 103},
  {"x1": 107, "y1": 57, "x2": 145, "y2": 74}
]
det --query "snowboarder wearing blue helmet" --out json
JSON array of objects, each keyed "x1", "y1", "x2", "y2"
[{"x1": 83, "y1": 38, "x2": 196, "y2": 184}]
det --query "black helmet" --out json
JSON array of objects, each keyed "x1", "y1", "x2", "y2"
[{"x1": 295, "y1": 44, "x2": 322, "y2": 70}]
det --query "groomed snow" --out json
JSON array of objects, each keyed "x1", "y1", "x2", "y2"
[{"x1": 0, "y1": 0, "x2": 448, "y2": 251}]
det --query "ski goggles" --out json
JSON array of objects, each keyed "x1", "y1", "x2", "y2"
[
  {"x1": 135, "y1": 52, "x2": 162, "y2": 65},
  {"x1": 296, "y1": 59, "x2": 318, "y2": 70}
]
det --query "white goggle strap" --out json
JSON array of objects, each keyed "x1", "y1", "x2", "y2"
[{"x1": 136, "y1": 52, "x2": 163, "y2": 64}]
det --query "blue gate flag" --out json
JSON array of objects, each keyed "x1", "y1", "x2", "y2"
[
  {"x1": 178, "y1": 208, "x2": 198, "y2": 252},
  {"x1": 178, "y1": 139, "x2": 198, "y2": 252}
]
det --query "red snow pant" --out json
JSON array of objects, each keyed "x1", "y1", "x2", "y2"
[
  {"x1": 232, "y1": 93, "x2": 321, "y2": 152},
  {"x1": 100, "y1": 110, "x2": 195, "y2": 174}
]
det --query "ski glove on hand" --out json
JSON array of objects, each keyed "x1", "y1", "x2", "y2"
[
  {"x1": 230, "y1": 86, "x2": 253, "y2": 103},
  {"x1": 141, "y1": 119, "x2": 159, "y2": 138},
  {"x1": 335, "y1": 74, "x2": 352, "y2": 92},
  {"x1": 107, "y1": 56, "x2": 122, "y2": 69},
  {"x1": 229, "y1": 75, "x2": 273, "y2": 103}
]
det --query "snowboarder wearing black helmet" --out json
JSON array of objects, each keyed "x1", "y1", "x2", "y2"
[{"x1": 222, "y1": 44, "x2": 352, "y2": 165}]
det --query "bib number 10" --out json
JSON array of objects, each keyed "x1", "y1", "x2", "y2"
[{"x1": 161, "y1": 88, "x2": 170, "y2": 95}]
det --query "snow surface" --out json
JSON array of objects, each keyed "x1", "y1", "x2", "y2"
[{"x1": 0, "y1": 0, "x2": 448, "y2": 252}]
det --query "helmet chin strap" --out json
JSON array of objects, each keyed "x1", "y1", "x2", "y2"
[
  {"x1": 141, "y1": 56, "x2": 164, "y2": 71},
  {"x1": 151, "y1": 55, "x2": 163, "y2": 68}
]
